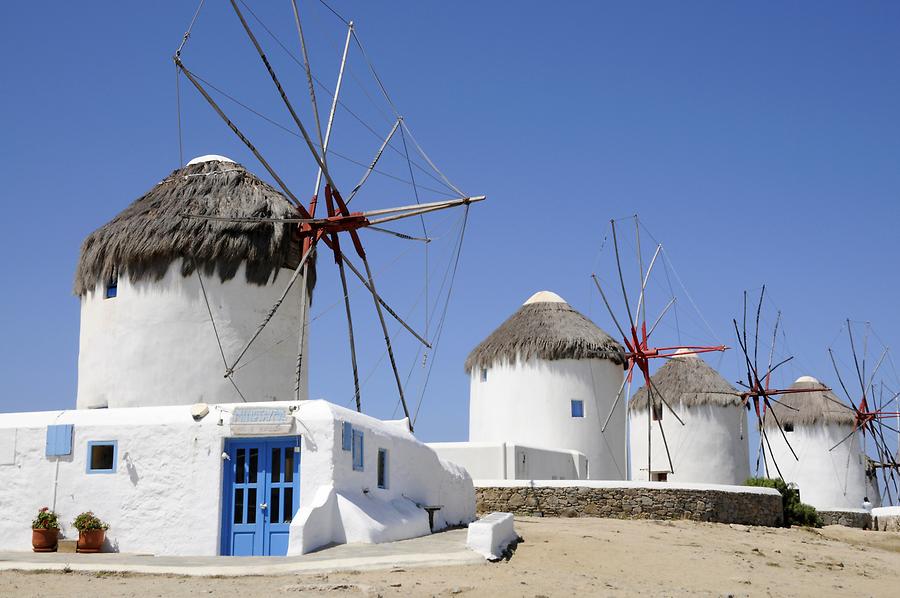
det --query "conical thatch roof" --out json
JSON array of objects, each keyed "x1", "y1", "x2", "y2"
[
  {"x1": 464, "y1": 291, "x2": 626, "y2": 372},
  {"x1": 629, "y1": 352, "x2": 741, "y2": 412},
  {"x1": 74, "y1": 156, "x2": 314, "y2": 296},
  {"x1": 763, "y1": 376, "x2": 856, "y2": 428}
]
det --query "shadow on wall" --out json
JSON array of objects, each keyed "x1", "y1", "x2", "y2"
[{"x1": 123, "y1": 452, "x2": 140, "y2": 486}]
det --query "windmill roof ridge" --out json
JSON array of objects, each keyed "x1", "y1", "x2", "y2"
[
  {"x1": 629, "y1": 354, "x2": 741, "y2": 411},
  {"x1": 763, "y1": 376, "x2": 856, "y2": 428},
  {"x1": 464, "y1": 292, "x2": 627, "y2": 372},
  {"x1": 73, "y1": 158, "x2": 315, "y2": 296}
]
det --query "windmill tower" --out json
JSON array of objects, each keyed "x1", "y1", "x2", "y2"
[
  {"x1": 628, "y1": 351, "x2": 750, "y2": 484},
  {"x1": 74, "y1": 155, "x2": 311, "y2": 409},
  {"x1": 592, "y1": 216, "x2": 728, "y2": 481},
  {"x1": 764, "y1": 376, "x2": 881, "y2": 510},
  {"x1": 465, "y1": 291, "x2": 628, "y2": 480}
]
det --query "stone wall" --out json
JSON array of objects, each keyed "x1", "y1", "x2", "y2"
[
  {"x1": 476, "y1": 485, "x2": 783, "y2": 527},
  {"x1": 817, "y1": 510, "x2": 871, "y2": 529}
]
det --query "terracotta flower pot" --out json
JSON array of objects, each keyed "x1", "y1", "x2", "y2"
[
  {"x1": 76, "y1": 529, "x2": 105, "y2": 553},
  {"x1": 32, "y1": 528, "x2": 59, "y2": 552}
]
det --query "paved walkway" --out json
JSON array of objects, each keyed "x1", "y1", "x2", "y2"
[{"x1": 0, "y1": 529, "x2": 483, "y2": 577}]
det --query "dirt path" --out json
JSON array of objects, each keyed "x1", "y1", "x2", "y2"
[{"x1": 1, "y1": 517, "x2": 898, "y2": 597}]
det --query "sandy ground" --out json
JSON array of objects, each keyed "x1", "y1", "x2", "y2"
[{"x1": 1, "y1": 517, "x2": 898, "y2": 597}]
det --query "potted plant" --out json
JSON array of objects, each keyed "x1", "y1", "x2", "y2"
[
  {"x1": 31, "y1": 507, "x2": 60, "y2": 552},
  {"x1": 72, "y1": 511, "x2": 109, "y2": 553}
]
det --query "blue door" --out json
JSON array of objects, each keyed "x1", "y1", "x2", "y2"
[{"x1": 221, "y1": 437, "x2": 300, "y2": 556}]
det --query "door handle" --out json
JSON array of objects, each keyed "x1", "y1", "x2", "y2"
[{"x1": 259, "y1": 503, "x2": 268, "y2": 510}]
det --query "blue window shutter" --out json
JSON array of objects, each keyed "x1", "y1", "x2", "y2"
[
  {"x1": 342, "y1": 422, "x2": 352, "y2": 451},
  {"x1": 46, "y1": 425, "x2": 73, "y2": 457}
]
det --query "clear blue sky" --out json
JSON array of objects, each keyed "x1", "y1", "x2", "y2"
[{"x1": 2, "y1": 2, "x2": 899, "y2": 457}]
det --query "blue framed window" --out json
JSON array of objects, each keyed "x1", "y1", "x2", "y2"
[
  {"x1": 571, "y1": 399, "x2": 584, "y2": 418},
  {"x1": 86, "y1": 440, "x2": 117, "y2": 474},
  {"x1": 352, "y1": 429, "x2": 364, "y2": 471},
  {"x1": 105, "y1": 275, "x2": 118, "y2": 299},
  {"x1": 46, "y1": 424, "x2": 74, "y2": 457},
  {"x1": 341, "y1": 421, "x2": 352, "y2": 451},
  {"x1": 377, "y1": 448, "x2": 388, "y2": 489}
]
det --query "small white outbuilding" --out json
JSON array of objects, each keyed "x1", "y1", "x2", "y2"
[
  {"x1": 0, "y1": 400, "x2": 473, "y2": 556},
  {"x1": 764, "y1": 376, "x2": 881, "y2": 511},
  {"x1": 628, "y1": 352, "x2": 750, "y2": 484},
  {"x1": 432, "y1": 291, "x2": 628, "y2": 480}
]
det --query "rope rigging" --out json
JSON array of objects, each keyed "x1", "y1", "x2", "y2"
[{"x1": 173, "y1": 0, "x2": 483, "y2": 430}]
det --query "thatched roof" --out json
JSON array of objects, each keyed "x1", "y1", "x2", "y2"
[
  {"x1": 464, "y1": 291, "x2": 626, "y2": 372},
  {"x1": 629, "y1": 352, "x2": 741, "y2": 413},
  {"x1": 74, "y1": 157, "x2": 314, "y2": 296},
  {"x1": 763, "y1": 376, "x2": 856, "y2": 428}
]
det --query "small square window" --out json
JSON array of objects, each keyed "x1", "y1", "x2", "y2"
[
  {"x1": 784, "y1": 422, "x2": 794, "y2": 433},
  {"x1": 651, "y1": 402, "x2": 663, "y2": 421},
  {"x1": 352, "y1": 429, "x2": 364, "y2": 471},
  {"x1": 87, "y1": 441, "x2": 117, "y2": 474},
  {"x1": 571, "y1": 400, "x2": 584, "y2": 418},
  {"x1": 377, "y1": 448, "x2": 388, "y2": 489},
  {"x1": 480, "y1": 369, "x2": 488, "y2": 382},
  {"x1": 651, "y1": 471, "x2": 668, "y2": 482},
  {"x1": 105, "y1": 276, "x2": 118, "y2": 299}
]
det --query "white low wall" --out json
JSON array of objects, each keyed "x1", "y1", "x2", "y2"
[
  {"x1": 872, "y1": 506, "x2": 900, "y2": 532},
  {"x1": 467, "y1": 512, "x2": 517, "y2": 560},
  {"x1": 473, "y1": 479, "x2": 781, "y2": 495},
  {"x1": 428, "y1": 442, "x2": 587, "y2": 481}
]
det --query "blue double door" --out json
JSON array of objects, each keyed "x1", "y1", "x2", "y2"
[{"x1": 221, "y1": 437, "x2": 300, "y2": 556}]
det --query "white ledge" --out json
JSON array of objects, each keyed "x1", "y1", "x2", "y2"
[{"x1": 473, "y1": 479, "x2": 781, "y2": 496}]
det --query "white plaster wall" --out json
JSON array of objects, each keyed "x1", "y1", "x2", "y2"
[
  {"x1": 428, "y1": 442, "x2": 586, "y2": 480},
  {"x1": 764, "y1": 424, "x2": 877, "y2": 510},
  {"x1": 77, "y1": 262, "x2": 309, "y2": 409},
  {"x1": 289, "y1": 402, "x2": 476, "y2": 554},
  {"x1": 0, "y1": 405, "x2": 225, "y2": 555},
  {"x1": 628, "y1": 404, "x2": 750, "y2": 484},
  {"x1": 469, "y1": 357, "x2": 626, "y2": 480}
]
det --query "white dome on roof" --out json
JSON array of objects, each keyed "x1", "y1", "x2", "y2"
[
  {"x1": 187, "y1": 154, "x2": 236, "y2": 165},
  {"x1": 795, "y1": 375, "x2": 821, "y2": 384},
  {"x1": 523, "y1": 290, "x2": 566, "y2": 305}
]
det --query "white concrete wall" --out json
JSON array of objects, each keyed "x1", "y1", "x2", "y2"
[
  {"x1": 628, "y1": 404, "x2": 750, "y2": 484},
  {"x1": 289, "y1": 403, "x2": 475, "y2": 554},
  {"x1": 764, "y1": 424, "x2": 879, "y2": 510},
  {"x1": 469, "y1": 357, "x2": 626, "y2": 480},
  {"x1": 428, "y1": 441, "x2": 587, "y2": 481},
  {"x1": 77, "y1": 262, "x2": 308, "y2": 409},
  {"x1": 0, "y1": 400, "x2": 474, "y2": 556},
  {"x1": 0, "y1": 405, "x2": 225, "y2": 555}
]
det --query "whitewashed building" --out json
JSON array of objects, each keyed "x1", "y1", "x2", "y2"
[
  {"x1": 431, "y1": 291, "x2": 628, "y2": 480},
  {"x1": 0, "y1": 157, "x2": 474, "y2": 556},
  {"x1": 628, "y1": 352, "x2": 750, "y2": 484},
  {"x1": 764, "y1": 376, "x2": 881, "y2": 511}
]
